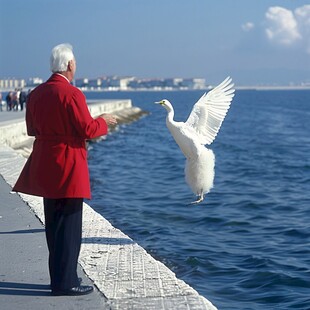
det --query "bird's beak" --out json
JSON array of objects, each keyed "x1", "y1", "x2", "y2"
[{"x1": 155, "y1": 100, "x2": 163, "y2": 105}]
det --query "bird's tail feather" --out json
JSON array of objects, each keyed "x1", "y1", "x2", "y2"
[{"x1": 185, "y1": 148, "x2": 215, "y2": 196}]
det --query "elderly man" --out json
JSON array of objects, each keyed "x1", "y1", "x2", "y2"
[{"x1": 13, "y1": 43, "x2": 117, "y2": 296}]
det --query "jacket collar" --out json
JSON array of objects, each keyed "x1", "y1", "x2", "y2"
[{"x1": 48, "y1": 73, "x2": 71, "y2": 84}]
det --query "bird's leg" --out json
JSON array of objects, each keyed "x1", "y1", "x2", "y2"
[{"x1": 189, "y1": 193, "x2": 204, "y2": 205}]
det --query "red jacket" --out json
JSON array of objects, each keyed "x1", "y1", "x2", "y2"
[{"x1": 13, "y1": 74, "x2": 108, "y2": 199}]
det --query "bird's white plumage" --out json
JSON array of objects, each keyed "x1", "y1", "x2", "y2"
[
  {"x1": 186, "y1": 76, "x2": 235, "y2": 145},
  {"x1": 156, "y1": 77, "x2": 235, "y2": 204}
]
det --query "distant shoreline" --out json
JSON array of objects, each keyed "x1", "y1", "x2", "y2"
[
  {"x1": 82, "y1": 86, "x2": 310, "y2": 92},
  {"x1": 235, "y1": 85, "x2": 310, "y2": 91},
  {"x1": 1, "y1": 85, "x2": 310, "y2": 93}
]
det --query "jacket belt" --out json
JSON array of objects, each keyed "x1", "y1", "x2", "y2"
[{"x1": 35, "y1": 135, "x2": 85, "y2": 143}]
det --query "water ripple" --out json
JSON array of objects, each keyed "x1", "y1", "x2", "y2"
[{"x1": 87, "y1": 90, "x2": 310, "y2": 310}]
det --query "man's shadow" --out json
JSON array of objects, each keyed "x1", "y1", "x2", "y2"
[
  {"x1": 0, "y1": 282, "x2": 50, "y2": 296},
  {"x1": 0, "y1": 228, "x2": 45, "y2": 235}
]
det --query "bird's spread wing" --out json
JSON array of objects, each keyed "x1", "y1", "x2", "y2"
[{"x1": 185, "y1": 77, "x2": 235, "y2": 145}]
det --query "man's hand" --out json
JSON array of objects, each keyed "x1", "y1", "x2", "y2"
[{"x1": 99, "y1": 114, "x2": 117, "y2": 126}]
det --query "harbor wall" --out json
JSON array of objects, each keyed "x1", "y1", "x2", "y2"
[
  {"x1": 0, "y1": 99, "x2": 133, "y2": 150},
  {"x1": 0, "y1": 100, "x2": 148, "y2": 157}
]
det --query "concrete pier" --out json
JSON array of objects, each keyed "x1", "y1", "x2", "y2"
[
  {"x1": 0, "y1": 100, "x2": 217, "y2": 310},
  {"x1": 0, "y1": 100, "x2": 148, "y2": 157}
]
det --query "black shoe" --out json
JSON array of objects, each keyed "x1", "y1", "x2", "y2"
[{"x1": 52, "y1": 285, "x2": 94, "y2": 296}]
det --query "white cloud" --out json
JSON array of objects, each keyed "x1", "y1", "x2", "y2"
[
  {"x1": 295, "y1": 5, "x2": 310, "y2": 53},
  {"x1": 264, "y1": 5, "x2": 310, "y2": 53},
  {"x1": 295, "y1": 4, "x2": 310, "y2": 26},
  {"x1": 265, "y1": 6, "x2": 301, "y2": 45},
  {"x1": 242, "y1": 22, "x2": 255, "y2": 32}
]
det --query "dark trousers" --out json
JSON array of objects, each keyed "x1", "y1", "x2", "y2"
[{"x1": 43, "y1": 198, "x2": 83, "y2": 291}]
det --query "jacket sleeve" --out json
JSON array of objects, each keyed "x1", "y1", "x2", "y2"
[
  {"x1": 68, "y1": 88, "x2": 108, "y2": 139},
  {"x1": 25, "y1": 95, "x2": 36, "y2": 136}
]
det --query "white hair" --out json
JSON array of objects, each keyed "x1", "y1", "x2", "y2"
[{"x1": 50, "y1": 43, "x2": 74, "y2": 73}]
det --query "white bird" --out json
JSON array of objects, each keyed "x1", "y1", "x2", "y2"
[{"x1": 156, "y1": 77, "x2": 235, "y2": 204}]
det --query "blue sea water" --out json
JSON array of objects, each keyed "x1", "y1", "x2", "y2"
[{"x1": 85, "y1": 89, "x2": 310, "y2": 310}]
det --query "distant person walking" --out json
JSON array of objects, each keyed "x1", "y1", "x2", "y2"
[
  {"x1": 13, "y1": 43, "x2": 117, "y2": 296},
  {"x1": 19, "y1": 90, "x2": 27, "y2": 111},
  {"x1": 6, "y1": 92, "x2": 13, "y2": 111},
  {"x1": 12, "y1": 89, "x2": 20, "y2": 111}
]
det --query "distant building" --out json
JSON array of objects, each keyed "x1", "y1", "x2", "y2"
[
  {"x1": 27, "y1": 77, "x2": 43, "y2": 87},
  {"x1": 159, "y1": 78, "x2": 206, "y2": 89},
  {"x1": 181, "y1": 78, "x2": 206, "y2": 89},
  {"x1": 128, "y1": 78, "x2": 165, "y2": 89},
  {"x1": 164, "y1": 78, "x2": 179, "y2": 88},
  {"x1": 0, "y1": 78, "x2": 26, "y2": 89},
  {"x1": 109, "y1": 77, "x2": 135, "y2": 90},
  {"x1": 75, "y1": 78, "x2": 89, "y2": 88},
  {"x1": 180, "y1": 79, "x2": 194, "y2": 89},
  {"x1": 88, "y1": 78, "x2": 102, "y2": 89},
  {"x1": 125, "y1": 77, "x2": 207, "y2": 90},
  {"x1": 192, "y1": 78, "x2": 206, "y2": 89},
  {"x1": 108, "y1": 77, "x2": 121, "y2": 89},
  {"x1": 100, "y1": 77, "x2": 110, "y2": 88},
  {"x1": 0, "y1": 75, "x2": 208, "y2": 91},
  {"x1": 172, "y1": 78, "x2": 183, "y2": 88}
]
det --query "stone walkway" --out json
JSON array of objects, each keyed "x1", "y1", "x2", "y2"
[{"x1": 0, "y1": 161, "x2": 109, "y2": 310}]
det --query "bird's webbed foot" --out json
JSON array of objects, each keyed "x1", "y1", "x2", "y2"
[{"x1": 189, "y1": 194, "x2": 204, "y2": 205}]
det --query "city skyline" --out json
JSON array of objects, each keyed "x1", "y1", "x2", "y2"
[{"x1": 1, "y1": 0, "x2": 310, "y2": 85}]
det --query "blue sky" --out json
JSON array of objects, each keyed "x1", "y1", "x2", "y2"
[{"x1": 1, "y1": 0, "x2": 310, "y2": 85}]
